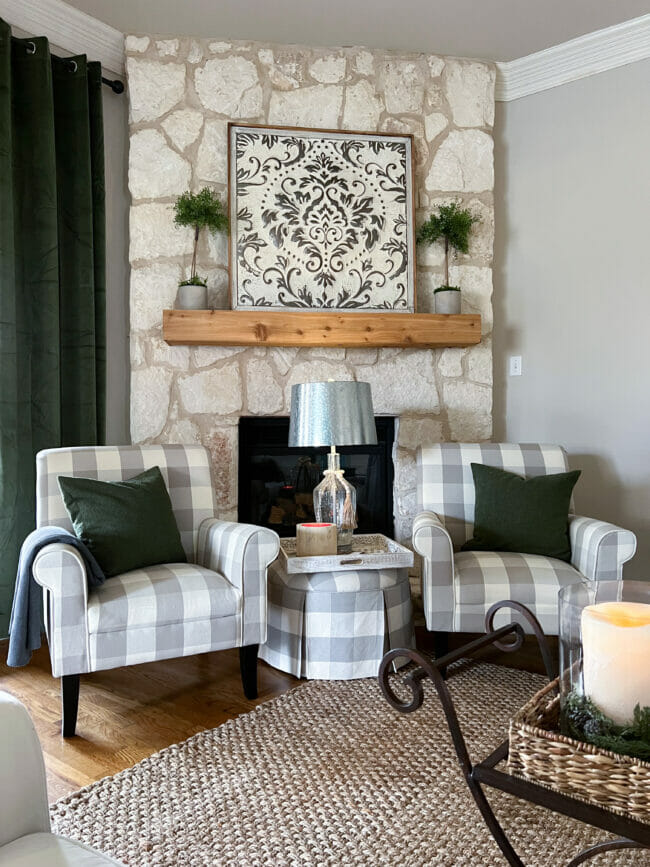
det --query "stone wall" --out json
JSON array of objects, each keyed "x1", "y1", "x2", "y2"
[{"x1": 125, "y1": 35, "x2": 495, "y2": 563}]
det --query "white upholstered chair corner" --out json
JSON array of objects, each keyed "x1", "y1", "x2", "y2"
[
  {"x1": 0, "y1": 690, "x2": 123, "y2": 864},
  {"x1": 414, "y1": 443, "x2": 637, "y2": 647},
  {"x1": 32, "y1": 445, "x2": 280, "y2": 737}
]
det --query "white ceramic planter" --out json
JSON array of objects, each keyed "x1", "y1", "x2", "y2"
[
  {"x1": 176, "y1": 283, "x2": 208, "y2": 310},
  {"x1": 434, "y1": 289, "x2": 461, "y2": 315}
]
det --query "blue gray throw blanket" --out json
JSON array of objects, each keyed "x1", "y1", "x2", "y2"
[{"x1": 8, "y1": 527, "x2": 105, "y2": 667}]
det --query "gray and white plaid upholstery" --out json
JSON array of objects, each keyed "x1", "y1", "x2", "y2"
[
  {"x1": 415, "y1": 443, "x2": 637, "y2": 634},
  {"x1": 32, "y1": 445, "x2": 279, "y2": 678},
  {"x1": 260, "y1": 561, "x2": 414, "y2": 680},
  {"x1": 197, "y1": 519, "x2": 280, "y2": 646}
]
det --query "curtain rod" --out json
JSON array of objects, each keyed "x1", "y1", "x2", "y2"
[{"x1": 21, "y1": 38, "x2": 125, "y2": 94}]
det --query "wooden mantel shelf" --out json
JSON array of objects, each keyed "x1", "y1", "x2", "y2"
[{"x1": 163, "y1": 309, "x2": 481, "y2": 349}]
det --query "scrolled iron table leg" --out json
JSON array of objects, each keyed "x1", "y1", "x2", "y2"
[
  {"x1": 379, "y1": 627, "x2": 528, "y2": 867},
  {"x1": 378, "y1": 603, "x2": 648, "y2": 866}
]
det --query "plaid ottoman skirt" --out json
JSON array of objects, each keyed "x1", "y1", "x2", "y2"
[{"x1": 259, "y1": 560, "x2": 415, "y2": 680}]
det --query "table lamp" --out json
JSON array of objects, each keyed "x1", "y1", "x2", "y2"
[{"x1": 288, "y1": 381, "x2": 377, "y2": 552}]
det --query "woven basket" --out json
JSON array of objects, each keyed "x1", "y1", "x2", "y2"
[{"x1": 508, "y1": 677, "x2": 650, "y2": 823}]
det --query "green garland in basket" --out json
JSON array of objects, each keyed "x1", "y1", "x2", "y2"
[{"x1": 562, "y1": 692, "x2": 650, "y2": 761}]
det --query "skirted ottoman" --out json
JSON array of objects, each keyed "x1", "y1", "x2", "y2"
[{"x1": 259, "y1": 559, "x2": 415, "y2": 680}]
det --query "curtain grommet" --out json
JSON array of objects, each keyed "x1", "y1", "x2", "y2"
[{"x1": 26, "y1": 41, "x2": 36, "y2": 55}]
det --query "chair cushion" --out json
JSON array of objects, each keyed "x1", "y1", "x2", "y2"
[
  {"x1": 58, "y1": 466, "x2": 186, "y2": 577},
  {"x1": 0, "y1": 832, "x2": 121, "y2": 865},
  {"x1": 461, "y1": 463, "x2": 580, "y2": 561},
  {"x1": 454, "y1": 550, "x2": 582, "y2": 633},
  {"x1": 87, "y1": 563, "x2": 239, "y2": 634}
]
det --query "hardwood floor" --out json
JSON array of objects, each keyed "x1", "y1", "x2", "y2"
[{"x1": 0, "y1": 630, "x2": 556, "y2": 803}]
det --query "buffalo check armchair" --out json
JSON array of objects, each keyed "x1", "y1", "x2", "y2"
[
  {"x1": 33, "y1": 445, "x2": 279, "y2": 736},
  {"x1": 414, "y1": 443, "x2": 637, "y2": 645}
]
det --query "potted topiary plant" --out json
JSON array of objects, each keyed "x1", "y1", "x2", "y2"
[
  {"x1": 173, "y1": 187, "x2": 228, "y2": 309},
  {"x1": 417, "y1": 202, "x2": 479, "y2": 314}
]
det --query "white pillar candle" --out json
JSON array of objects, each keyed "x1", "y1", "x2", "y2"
[
  {"x1": 296, "y1": 523, "x2": 337, "y2": 557},
  {"x1": 581, "y1": 601, "x2": 650, "y2": 725}
]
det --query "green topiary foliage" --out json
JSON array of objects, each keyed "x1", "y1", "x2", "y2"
[
  {"x1": 173, "y1": 187, "x2": 228, "y2": 285},
  {"x1": 417, "y1": 201, "x2": 479, "y2": 290}
]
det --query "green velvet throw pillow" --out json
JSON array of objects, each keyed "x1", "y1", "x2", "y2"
[
  {"x1": 461, "y1": 463, "x2": 581, "y2": 562},
  {"x1": 58, "y1": 466, "x2": 186, "y2": 577}
]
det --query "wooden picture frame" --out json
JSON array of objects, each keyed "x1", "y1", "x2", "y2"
[{"x1": 228, "y1": 123, "x2": 416, "y2": 313}]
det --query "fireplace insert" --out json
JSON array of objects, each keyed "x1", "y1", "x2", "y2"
[{"x1": 238, "y1": 416, "x2": 395, "y2": 538}]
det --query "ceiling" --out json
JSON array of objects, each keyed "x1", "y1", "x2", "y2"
[{"x1": 64, "y1": 0, "x2": 650, "y2": 61}]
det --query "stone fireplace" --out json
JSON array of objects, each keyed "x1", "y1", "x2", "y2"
[{"x1": 125, "y1": 35, "x2": 496, "y2": 576}]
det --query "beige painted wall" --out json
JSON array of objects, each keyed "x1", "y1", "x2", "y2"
[{"x1": 493, "y1": 58, "x2": 650, "y2": 576}]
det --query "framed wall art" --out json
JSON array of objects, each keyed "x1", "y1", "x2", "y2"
[{"x1": 228, "y1": 123, "x2": 416, "y2": 312}]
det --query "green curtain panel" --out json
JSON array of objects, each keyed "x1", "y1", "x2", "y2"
[{"x1": 0, "y1": 19, "x2": 106, "y2": 636}]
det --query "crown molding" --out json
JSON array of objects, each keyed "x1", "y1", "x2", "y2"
[
  {"x1": 496, "y1": 14, "x2": 650, "y2": 101},
  {"x1": 0, "y1": 0, "x2": 124, "y2": 75}
]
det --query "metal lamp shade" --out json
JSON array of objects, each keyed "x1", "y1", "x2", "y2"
[{"x1": 288, "y1": 381, "x2": 378, "y2": 447}]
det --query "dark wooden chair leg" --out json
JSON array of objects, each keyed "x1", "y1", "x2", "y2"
[
  {"x1": 239, "y1": 644, "x2": 259, "y2": 700},
  {"x1": 61, "y1": 674, "x2": 80, "y2": 737},
  {"x1": 433, "y1": 631, "x2": 449, "y2": 660},
  {"x1": 434, "y1": 631, "x2": 449, "y2": 679}
]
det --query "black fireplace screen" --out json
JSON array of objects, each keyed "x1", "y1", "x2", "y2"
[{"x1": 238, "y1": 417, "x2": 395, "y2": 538}]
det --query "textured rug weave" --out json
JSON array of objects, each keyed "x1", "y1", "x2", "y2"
[{"x1": 51, "y1": 663, "x2": 649, "y2": 866}]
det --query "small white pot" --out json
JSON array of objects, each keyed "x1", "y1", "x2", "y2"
[
  {"x1": 176, "y1": 283, "x2": 208, "y2": 310},
  {"x1": 434, "y1": 289, "x2": 461, "y2": 315}
]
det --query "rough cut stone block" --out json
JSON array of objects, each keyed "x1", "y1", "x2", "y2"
[
  {"x1": 424, "y1": 112, "x2": 448, "y2": 142},
  {"x1": 397, "y1": 417, "x2": 444, "y2": 451},
  {"x1": 342, "y1": 80, "x2": 383, "y2": 131},
  {"x1": 195, "y1": 118, "x2": 229, "y2": 185},
  {"x1": 131, "y1": 368, "x2": 173, "y2": 442},
  {"x1": 204, "y1": 427, "x2": 238, "y2": 509},
  {"x1": 354, "y1": 50, "x2": 375, "y2": 76},
  {"x1": 131, "y1": 263, "x2": 181, "y2": 331},
  {"x1": 179, "y1": 366, "x2": 243, "y2": 415},
  {"x1": 162, "y1": 109, "x2": 204, "y2": 152},
  {"x1": 246, "y1": 359, "x2": 284, "y2": 414},
  {"x1": 444, "y1": 61, "x2": 495, "y2": 128},
  {"x1": 195, "y1": 57, "x2": 262, "y2": 117},
  {"x1": 125, "y1": 36, "x2": 149, "y2": 53},
  {"x1": 467, "y1": 341, "x2": 492, "y2": 385},
  {"x1": 381, "y1": 60, "x2": 425, "y2": 114},
  {"x1": 443, "y1": 380, "x2": 492, "y2": 441},
  {"x1": 426, "y1": 129, "x2": 494, "y2": 192},
  {"x1": 438, "y1": 347, "x2": 465, "y2": 378},
  {"x1": 127, "y1": 59, "x2": 185, "y2": 122},
  {"x1": 149, "y1": 334, "x2": 190, "y2": 370},
  {"x1": 187, "y1": 42, "x2": 203, "y2": 64},
  {"x1": 156, "y1": 39, "x2": 179, "y2": 57},
  {"x1": 310, "y1": 54, "x2": 346, "y2": 83},
  {"x1": 427, "y1": 56, "x2": 445, "y2": 78},
  {"x1": 269, "y1": 85, "x2": 343, "y2": 128},
  {"x1": 361, "y1": 352, "x2": 439, "y2": 414},
  {"x1": 166, "y1": 418, "x2": 201, "y2": 444},
  {"x1": 130, "y1": 203, "x2": 193, "y2": 262},
  {"x1": 450, "y1": 265, "x2": 493, "y2": 334},
  {"x1": 129, "y1": 129, "x2": 190, "y2": 199},
  {"x1": 192, "y1": 347, "x2": 246, "y2": 368},
  {"x1": 346, "y1": 348, "x2": 378, "y2": 366}
]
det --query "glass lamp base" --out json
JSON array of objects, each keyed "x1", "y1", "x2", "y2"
[{"x1": 313, "y1": 449, "x2": 357, "y2": 552}]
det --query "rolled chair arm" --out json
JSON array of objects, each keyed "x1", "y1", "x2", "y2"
[
  {"x1": 412, "y1": 511, "x2": 455, "y2": 633},
  {"x1": 32, "y1": 544, "x2": 90, "y2": 677},
  {"x1": 197, "y1": 520, "x2": 280, "y2": 646},
  {"x1": 569, "y1": 515, "x2": 637, "y2": 581}
]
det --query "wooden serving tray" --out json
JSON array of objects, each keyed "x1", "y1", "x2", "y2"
[{"x1": 278, "y1": 533, "x2": 414, "y2": 574}]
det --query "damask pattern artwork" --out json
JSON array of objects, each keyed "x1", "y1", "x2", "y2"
[{"x1": 229, "y1": 124, "x2": 416, "y2": 311}]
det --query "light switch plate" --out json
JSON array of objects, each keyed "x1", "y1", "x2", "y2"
[{"x1": 509, "y1": 356, "x2": 522, "y2": 376}]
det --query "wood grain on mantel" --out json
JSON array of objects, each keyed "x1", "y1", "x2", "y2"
[{"x1": 163, "y1": 310, "x2": 481, "y2": 348}]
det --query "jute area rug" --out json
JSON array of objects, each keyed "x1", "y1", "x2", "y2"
[{"x1": 51, "y1": 662, "x2": 648, "y2": 866}]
